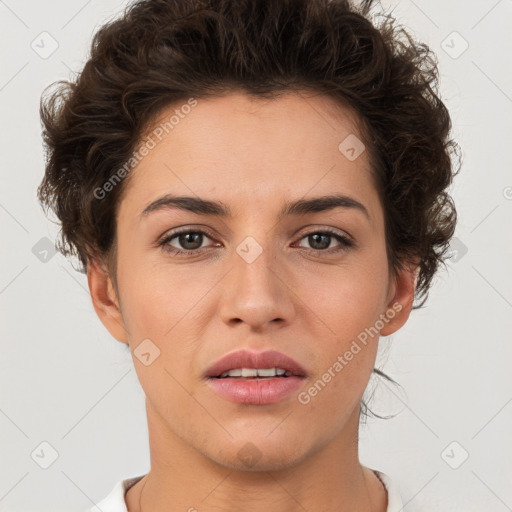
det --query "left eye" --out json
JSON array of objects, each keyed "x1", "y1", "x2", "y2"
[
  {"x1": 163, "y1": 230, "x2": 214, "y2": 252},
  {"x1": 159, "y1": 229, "x2": 353, "y2": 256},
  {"x1": 296, "y1": 231, "x2": 353, "y2": 252}
]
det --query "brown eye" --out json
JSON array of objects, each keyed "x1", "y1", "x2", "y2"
[
  {"x1": 158, "y1": 227, "x2": 354, "y2": 257},
  {"x1": 159, "y1": 229, "x2": 216, "y2": 256},
  {"x1": 172, "y1": 232, "x2": 206, "y2": 251},
  {"x1": 296, "y1": 229, "x2": 353, "y2": 253}
]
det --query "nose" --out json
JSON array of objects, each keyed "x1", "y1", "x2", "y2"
[{"x1": 218, "y1": 239, "x2": 296, "y2": 330}]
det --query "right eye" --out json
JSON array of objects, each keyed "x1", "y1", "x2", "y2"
[{"x1": 159, "y1": 229, "x2": 219, "y2": 256}]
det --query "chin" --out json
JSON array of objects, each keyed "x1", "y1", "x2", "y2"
[{"x1": 205, "y1": 437, "x2": 312, "y2": 472}]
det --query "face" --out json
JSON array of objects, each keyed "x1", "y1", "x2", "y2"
[{"x1": 89, "y1": 91, "x2": 415, "y2": 472}]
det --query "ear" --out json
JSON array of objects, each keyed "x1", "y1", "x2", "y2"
[
  {"x1": 380, "y1": 261, "x2": 418, "y2": 337},
  {"x1": 87, "y1": 257, "x2": 128, "y2": 344}
]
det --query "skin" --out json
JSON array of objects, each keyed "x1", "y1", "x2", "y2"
[{"x1": 88, "y1": 91, "x2": 416, "y2": 512}]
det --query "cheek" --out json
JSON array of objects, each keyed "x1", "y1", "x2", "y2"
[
  {"x1": 295, "y1": 255, "x2": 390, "y2": 391},
  {"x1": 301, "y1": 258, "x2": 389, "y2": 338},
  {"x1": 117, "y1": 257, "x2": 204, "y2": 338}
]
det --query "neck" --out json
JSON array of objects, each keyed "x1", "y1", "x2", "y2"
[{"x1": 126, "y1": 400, "x2": 388, "y2": 512}]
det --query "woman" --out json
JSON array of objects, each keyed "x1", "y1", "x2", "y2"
[{"x1": 37, "y1": 0, "x2": 459, "y2": 510}]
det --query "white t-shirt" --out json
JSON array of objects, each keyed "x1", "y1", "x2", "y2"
[{"x1": 85, "y1": 469, "x2": 403, "y2": 512}]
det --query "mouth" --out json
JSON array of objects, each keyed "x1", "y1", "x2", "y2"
[
  {"x1": 204, "y1": 349, "x2": 307, "y2": 379},
  {"x1": 213, "y1": 367, "x2": 303, "y2": 379},
  {"x1": 204, "y1": 350, "x2": 307, "y2": 405}
]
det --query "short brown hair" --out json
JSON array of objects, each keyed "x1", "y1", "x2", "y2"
[{"x1": 37, "y1": 0, "x2": 460, "y2": 308}]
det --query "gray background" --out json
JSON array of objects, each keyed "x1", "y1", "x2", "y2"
[{"x1": 1, "y1": 0, "x2": 511, "y2": 510}]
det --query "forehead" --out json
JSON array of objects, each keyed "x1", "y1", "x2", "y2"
[{"x1": 118, "y1": 91, "x2": 378, "y2": 222}]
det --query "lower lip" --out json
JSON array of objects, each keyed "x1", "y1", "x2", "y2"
[{"x1": 207, "y1": 376, "x2": 305, "y2": 405}]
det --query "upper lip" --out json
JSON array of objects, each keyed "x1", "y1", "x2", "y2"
[{"x1": 205, "y1": 349, "x2": 307, "y2": 378}]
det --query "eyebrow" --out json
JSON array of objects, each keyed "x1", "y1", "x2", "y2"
[{"x1": 139, "y1": 193, "x2": 370, "y2": 221}]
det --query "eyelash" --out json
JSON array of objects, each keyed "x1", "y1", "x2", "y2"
[{"x1": 157, "y1": 227, "x2": 354, "y2": 257}]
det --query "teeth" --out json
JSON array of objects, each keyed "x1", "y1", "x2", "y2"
[{"x1": 218, "y1": 367, "x2": 289, "y2": 378}]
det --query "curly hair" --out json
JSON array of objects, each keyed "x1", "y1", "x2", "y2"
[{"x1": 37, "y1": 0, "x2": 460, "y2": 311}]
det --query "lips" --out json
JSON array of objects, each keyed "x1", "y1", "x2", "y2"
[
  {"x1": 204, "y1": 349, "x2": 307, "y2": 379},
  {"x1": 204, "y1": 349, "x2": 307, "y2": 405}
]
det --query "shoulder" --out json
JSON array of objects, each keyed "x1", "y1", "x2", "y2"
[
  {"x1": 373, "y1": 469, "x2": 404, "y2": 512},
  {"x1": 84, "y1": 475, "x2": 145, "y2": 512}
]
